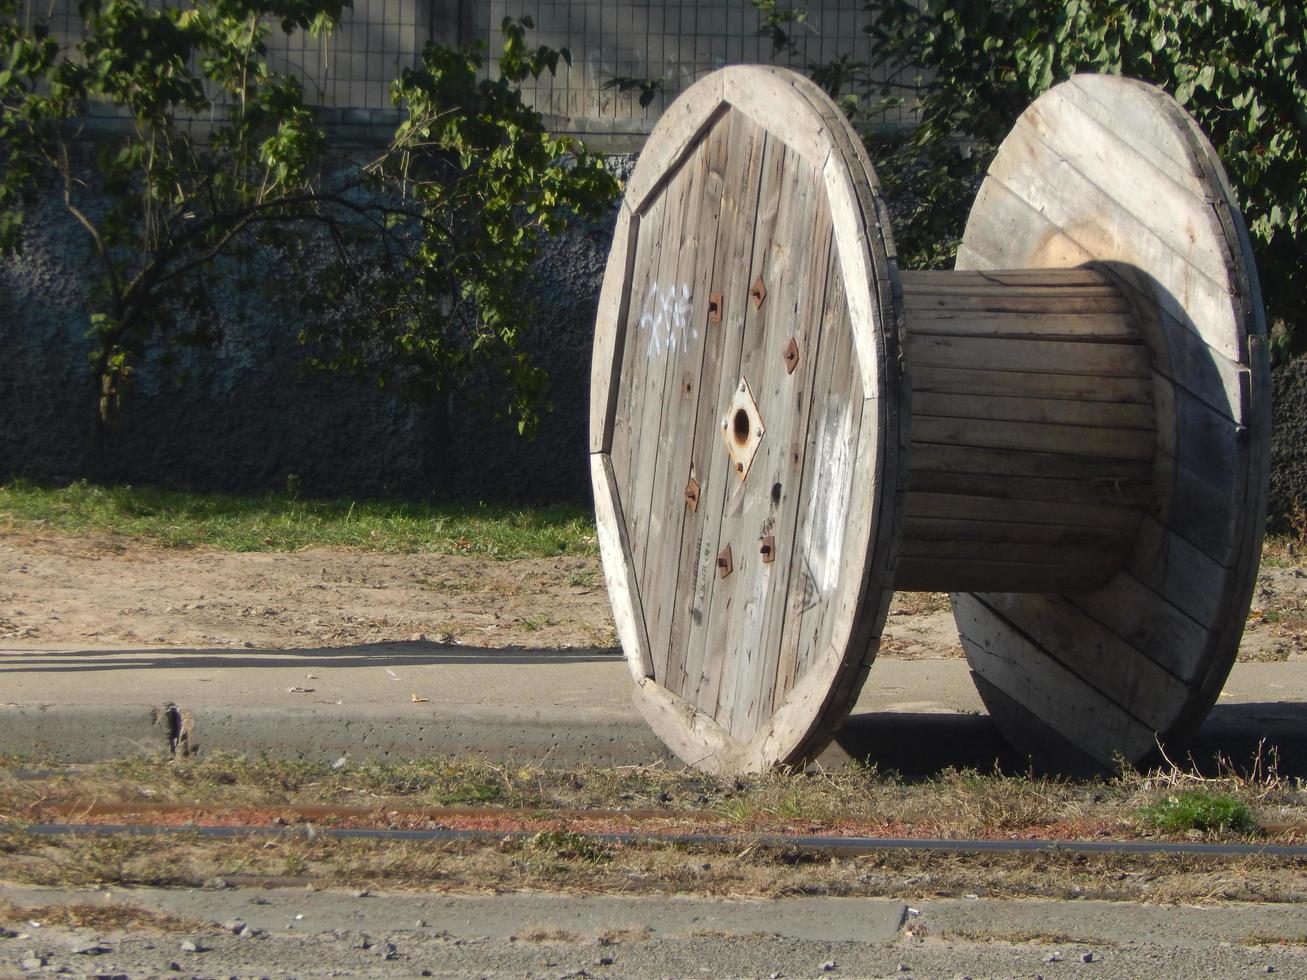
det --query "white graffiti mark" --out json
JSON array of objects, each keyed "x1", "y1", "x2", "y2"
[
  {"x1": 800, "y1": 397, "x2": 854, "y2": 600},
  {"x1": 637, "y1": 282, "x2": 695, "y2": 358}
]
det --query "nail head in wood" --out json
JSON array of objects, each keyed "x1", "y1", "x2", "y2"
[
  {"x1": 783, "y1": 337, "x2": 799, "y2": 374},
  {"x1": 707, "y1": 292, "x2": 723, "y2": 324},
  {"x1": 684, "y1": 476, "x2": 700, "y2": 512},
  {"x1": 759, "y1": 535, "x2": 776, "y2": 564},
  {"x1": 749, "y1": 275, "x2": 766, "y2": 309},
  {"x1": 716, "y1": 545, "x2": 733, "y2": 578}
]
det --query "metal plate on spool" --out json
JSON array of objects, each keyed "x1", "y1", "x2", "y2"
[
  {"x1": 954, "y1": 74, "x2": 1271, "y2": 771},
  {"x1": 589, "y1": 67, "x2": 905, "y2": 773}
]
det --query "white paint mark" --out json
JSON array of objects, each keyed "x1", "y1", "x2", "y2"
[
  {"x1": 384, "y1": 668, "x2": 399, "y2": 681},
  {"x1": 637, "y1": 282, "x2": 695, "y2": 358},
  {"x1": 801, "y1": 397, "x2": 853, "y2": 598}
]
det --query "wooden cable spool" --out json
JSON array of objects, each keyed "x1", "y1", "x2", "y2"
[{"x1": 589, "y1": 67, "x2": 1270, "y2": 774}]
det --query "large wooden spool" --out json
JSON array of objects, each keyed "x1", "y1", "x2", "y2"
[{"x1": 590, "y1": 67, "x2": 1270, "y2": 774}]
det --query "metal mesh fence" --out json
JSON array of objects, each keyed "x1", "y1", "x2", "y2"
[{"x1": 21, "y1": 0, "x2": 913, "y2": 137}]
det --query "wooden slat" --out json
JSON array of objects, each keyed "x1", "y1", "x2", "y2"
[
  {"x1": 638, "y1": 115, "x2": 730, "y2": 684},
  {"x1": 908, "y1": 444, "x2": 1153, "y2": 483},
  {"x1": 905, "y1": 311, "x2": 1138, "y2": 342},
  {"x1": 729, "y1": 157, "x2": 836, "y2": 739},
  {"x1": 955, "y1": 594, "x2": 1162, "y2": 767},
  {"x1": 896, "y1": 558, "x2": 1120, "y2": 594},
  {"x1": 906, "y1": 335, "x2": 1151, "y2": 378},
  {"x1": 590, "y1": 453, "x2": 653, "y2": 682},
  {"x1": 912, "y1": 365, "x2": 1154, "y2": 404},
  {"x1": 905, "y1": 492, "x2": 1141, "y2": 530},
  {"x1": 903, "y1": 517, "x2": 1131, "y2": 549},
  {"x1": 667, "y1": 110, "x2": 769, "y2": 703},
  {"x1": 911, "y1": 416, "x2": 1154, "y2": 460},
  {"x1": 589, "y1": 203, "x2": 637, "y2": 453},
  {"x1": 702, "y1": 136, "x2": 798, "y2": 729},
  {"x1": 906, "y1": 469, "x2": 1151, "y2": 508},
  {"x1": 626, "y1": 144, "x2": 699, "y2": 585},
  {"x1": 913, "y1": 391, "x2": 1154, "y2": 430},
  {"x1": 972, "y1": 592, "x2": 1194, "y2": 731}
]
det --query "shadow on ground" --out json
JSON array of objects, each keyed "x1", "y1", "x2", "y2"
[{"x1": 834, "y1": 703, "x2": 1307, "y2": 779}]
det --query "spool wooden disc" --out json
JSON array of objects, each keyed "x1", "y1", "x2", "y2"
[
  {"x1": 589, "y1": 67, "x2": 906, "y2": 773},
  {"x1": 954, "y1": 75, "x2": 1271, "y2": 771}
]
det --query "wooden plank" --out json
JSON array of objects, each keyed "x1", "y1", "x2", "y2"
[
  {"x1": 769, "y1": 261, "x2": 848, "y2": 716},
  {"x1": 703, "y1": 137, "x2": 800, "y2": 731},
  {"x1": 637, "y1": 115, "x2": 731, "y2": 684},
  {"x1": 906, "y1": 468, "x2": 1151, "y2": 508},
  {"x1": 897, "y1": 558, "x2": 1120, "y2": 594},
  {"x1": 905, "y1": 492, "x2": 1142, "y2": 530},
  {"x1": 608, "y1": 188, "x2": 668, "y2": 575},
  {"x1": 905, "y1": 311, "x2": 1138, "y2": 342},
  {"x1": 683, "y1": 130, "x2": 786, "y2": 714},
  {"x1": 911, "y1": 416, "x2": 1155, "y2": 460},
  {"x1": 624, "y1": 75, "x2": 725, "y2": 214},
  {"x1": 1019, "y1": 91, "x2": 1230, "y2": 287},
  {"x1": 903, "y1": 516, "x2": 1132, "y2": 549},
  {"x1": 590, "y1": 453, "x2": 654, "y2": 682},
  {"x1": 911, "y1": 365, "x2": 1154, "y2": 405},
  {"x1": 909, "y1": 444, "x2": 1153, "y2": 483},
  {"x1": 626, "y1": 145, "x2": 699, "y2": 584},
  {"x1": 1063, "y1": 75, "x2": 1209, "y2": 185},
  {"x1": 954, "y1": 594, "x2": 1161, "y2": 767},
  {"x1": 1068, "y1": 571, "x2": 1214, "y2": 685},
  {"x1": 666, "y1": 109, "x2": 769, "y2": 702},
  {"x1": 906, "y1": 335, "x2": 1152, "y2": 378},
  {"x1": 901, "y1": 537, "x2": 1120, "y2": 566},
  {"x1": 722, "y1": 67, "x2": 833, "y2": 170},
  {"x1": 730, "y1": 157, "x2": 836, "y2": 739},
  {"x1": 971, "y1": 592, "x2": 1194, "y2": 731},
  {"x1": 1127, "y1": 515, "x2": 1233, "y2": 625},
  {"x1": 589, "y1": 203, "x2": 637, "y2": 453},
  {"x1": 983, "y1": 122, "x2": 1242, "y2": 361},
  {"x1": 632, "y1": 677, "x2": 746, "y2": 773},
  {"x1": 912, "y1": 391, "x2": 1155, "y2": 430}
]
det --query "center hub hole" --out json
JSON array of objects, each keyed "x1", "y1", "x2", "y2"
[{"x1": 732, "y1": 408, "x2": 751, "y2": 447}]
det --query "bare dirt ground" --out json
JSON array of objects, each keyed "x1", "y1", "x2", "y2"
[
  {"x1": 0, "y1": 528, "x2": 966, "y2": 658},
  {"x1": 2, "y1": 527, "x2": 1306, "y2": 661}
]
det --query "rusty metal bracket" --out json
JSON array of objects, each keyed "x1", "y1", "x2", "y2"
[
  {"x1": 707, "y1": 293, "x2": 723, "y2": 324},
  {"x1": 749, "y1": 275, "x2": 767, "y2": 309},
  {"x1": 684, "y1": 476, "x2": 700, "y2": 512},
  {"x1": 783, "y1": 337, "x2": 800, "y2": 375},
  {"x1": 759, "y1": 535, "x2": 776, "y2": 564},
  {"x1": 717, "y1": 545, "x2": 734, "y2": 578}
]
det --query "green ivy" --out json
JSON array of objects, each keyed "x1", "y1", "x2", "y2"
[{"x1": 754, "y1": 0, "x2": 1306, "y2": 352}]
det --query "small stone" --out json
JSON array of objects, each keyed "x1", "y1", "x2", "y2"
[
  {"x1": 415, "y1": 919, "x2": 426, "y2": 928},
  {"x1": 899, "y1": 965, "x2": 910, "y2": 973},
  {"x1": 180, "y1": 939, "x2": 205, "y2": 953},
  {"x1": 594, "y1": 956, "x2": 614, "y2": 966},
  {"x1": 72, "y1": 942, "x2": 111, "y2": 955},
  {"x1": 421, "y1": 972, "x2": 433, "y2": 978},
  {"x1": 1044, "y1": 953, "x2": 1062, "y2": 963},
  {"x1": 250, "y1": 896, "x2": 271, "y2": 905},
  {"x1": 821, "y1": 962, "x2": 837, "y2": 973},
  {"x1": 166, "y1": 963, "x2": 181, "y2": 972},
  {"x1": 1081, "y1": 952, "x2": 1094, "y2": 963},
  {"x1": 222, "y1": 920, "x2": 245, "y2": 934},
  {"x1": 379, "y1": 942, "x2": 398, "y2": 960},
  {"x1": 352, "y1": 889, "x2": 370, "y2": 898},
  {"x1": 352, "y1": 936, "x2": 371, "y2": 950},
  {"x1": 201, "y1": 877, "x2": 228, "y2": 890},
  {"x1": 0, "y1": 927, "x2": 16, "y2": 938},
  {"x1": 1265, "y1": 968, "x2": 1275, "y2": 975},
  {"x1": 20, "y1": 957, "x2": 43, "y2": 971}
]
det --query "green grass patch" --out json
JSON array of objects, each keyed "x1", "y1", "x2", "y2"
[
  {"x1": 0, "y1": 480, "x2": 595, "y2": 558},
  {"x1": 1140, "y1": 790, "x2": 1259, "y2": 836}
]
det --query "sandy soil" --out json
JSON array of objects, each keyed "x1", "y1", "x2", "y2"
[{"x1": 1, "y1": 527, "x2": 1304, "y2": 662}]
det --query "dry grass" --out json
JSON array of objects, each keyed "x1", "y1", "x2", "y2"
[
  {"x1": 2, "y1": 748, "x2": 1305, "y2": 904},
  {"x1": 0, "y1": 900, "x2": 208, "y2": 933}
]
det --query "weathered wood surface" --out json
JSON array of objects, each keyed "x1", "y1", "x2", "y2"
[
  {"x1": 594, "y1": 68, "x2": 1269, "y2": 776},
  {"x1": 592, "y1": 66, "x2": 903, "y2": 773},
  {"x1": 954, "y1": 74, "x2": 1270, "y2": 769},
  {"x1": 898, "y1": 267, "x2": 1155, "y2": 594}
]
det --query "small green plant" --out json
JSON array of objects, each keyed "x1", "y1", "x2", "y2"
[
  {"x1": 526, "y1": 830, "x2": 609, "y2": 864},
  {"x1": 1141, "y1": 790, "x2": 1258, "y2": 835}
]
